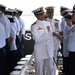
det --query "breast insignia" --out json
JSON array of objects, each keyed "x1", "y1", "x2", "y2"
[
  {"x1": 38, "y1": 26, "x2": 43, "y2": 30},
  {"x1": 45, "y1": 19, "x2": 47, "y2": 21}
]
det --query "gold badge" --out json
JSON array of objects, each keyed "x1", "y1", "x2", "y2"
[{"x1": 38, "y1": 26, "x2": 43, "y2": 30}]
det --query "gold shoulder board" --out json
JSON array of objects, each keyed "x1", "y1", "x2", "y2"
[
  {"x1": 54, "y1": 19, "x2": 59, "y2": 21},
  {"x1": 32, "y1": 22, "x2": 36, "y2": 25}
]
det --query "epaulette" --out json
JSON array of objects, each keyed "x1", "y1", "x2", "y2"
[
  {"x1": 71, "y1": 26, "x2": 75, "y2": 32},
  {"x1": 45, "y1": 19, "x2": 47, "y2": 21},
  {"x1": 68, "y1": 25, "x2": 75, "y2": 34},
  {"x1": 54, "y1": 19, "x2": 59, "y2": 21},
  {"x1": 45, "y1": 17, "x2": 48, "y2": 21},
  {"x1": 32, "y1": 22, "x2": 36, "y2": 25}
]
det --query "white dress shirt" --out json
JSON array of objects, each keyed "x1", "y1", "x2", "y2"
[
  {"x1": 60, "y1": 17, "x2": 67, "y2": 32},
  {"x1": 14, "y1": 16, "x2": 20, "y2": 35},
  {"x1": 0, "y1": 13, "x2": 10, "y2": 39},
  {"x1": 18, "y1": 16, "x2": 25, "y2": 35},
  {"x1": 67, "y1": 25, "x2": 75, "y2": 52},
  {"x1": 63, "y1": 25, "x2": 70, "y2": 57},
  {"x1": 0, "y1": 23, "x2": 6, "y2": 48},
  {"x1": 10, "y1": 22, "x2": 17, "y2": 51}
]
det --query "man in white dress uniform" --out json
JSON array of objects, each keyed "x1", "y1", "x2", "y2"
[
  {"x1": 45, "y1": 6, "x2": 61, "y2": 75},
  {"x1": 31, "y1": 7, "x2": 54, "y2": 75}
]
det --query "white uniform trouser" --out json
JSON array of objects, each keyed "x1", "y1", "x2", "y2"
[
  {"x1": 35, "y1": 58, "x2": 54, "y2": 75},
  {"x1": 54, "y1": 50, "x2": 58, "y2": 75},
  {"x1": 54, "y1": 49, "x2": 58, "y2": 63}
]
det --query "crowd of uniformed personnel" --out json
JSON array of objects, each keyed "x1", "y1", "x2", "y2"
[
  {"x1": 1, "y1": 3, "x2": 75, "y2": 75},
  {"x1": 31, "y1": 4, "x2": 75, "y2": 75},
  {"x1": 0, "y1": 4, "x2": 25, "y2": 75}
]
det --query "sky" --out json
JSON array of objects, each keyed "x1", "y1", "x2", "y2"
[
  {"x1": 0, "y1": 0, "x2": 75, "y2": 30},
  {"x1": 0, "y1": 0, "x2": 75, "y2": 14}
]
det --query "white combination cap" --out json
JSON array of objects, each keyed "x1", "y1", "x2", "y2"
[
  {"x1": 32, "y1": 7, "x2": 45, "y2": 15},
  {"x1": 45, "y1": 6, "x2": 55, "y2": 12}
]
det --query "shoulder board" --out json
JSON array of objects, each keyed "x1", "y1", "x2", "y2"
[
  {"x1": 54, "y1": 19, "x2": 59, "y2": 21},
  {"x1": 71, "y1": 26, "x2": 75, "y2": 32},
  {"x1": 45, "y1": 19, "x2": 47, "y2": 21},
  {"x1": 32, "y1": 22, "x2": 36, "y2": 25},
  {"x1": 45, "y1": 17, "x2": 48, "y2": 21}
]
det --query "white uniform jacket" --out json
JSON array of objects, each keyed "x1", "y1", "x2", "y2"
[
  {"x1": 46, "y1": 18, "x2": 61, "y2": 50},
  {"x1": 14, "y1": 16, "x2": 20, "y2": 35},
  {"x1": 31, "y1": 20, "x2": 54, "y2": 59}
]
